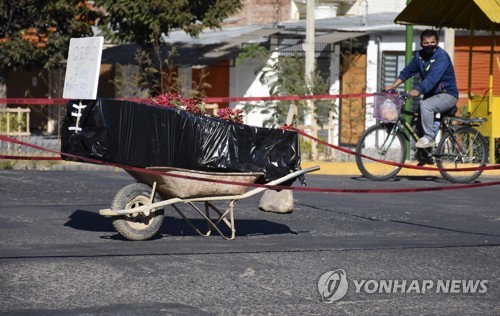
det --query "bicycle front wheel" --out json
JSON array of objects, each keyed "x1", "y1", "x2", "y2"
[
  {"x1": 436, "y1": 126, "x2": 488, "y2": 183},
  {"x1": 355, "y1": 123, "x2": 407, "y2": 181}
]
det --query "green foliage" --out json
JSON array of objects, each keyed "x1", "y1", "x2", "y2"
[
  {"x1": 95, "y1": 0, "x2": 243, "y2": 96},
  {"x1": 95, "y1": 0, "x2": 242, "y2": 45},
  {"x1": 112, "y1": 64, "x2": 149, "y2": 98},
  {"x1": 299, "y1": 135, "x2": 327, "y2": 160},
  {"x1": 116, "y1": 46, "x2": 212, "y2": 98},
  {"x1": 0, "y1": 159, "x2": 61, "y2": 170},
  {"x1": 235, "y1": 44, "x2": 269, "y2": 65},
  {"x1": 238, "y1": 45, "x2": 335, "y2": 127},
  {"x1": 0, "y1": 160, "x2": 13, "y2": 170},
  {"x1": 0, "y1": 111, "x2": 28, "y2": 133},
  {"x1": 0, "y1": 0, "x2": 101, "y2": 83}
]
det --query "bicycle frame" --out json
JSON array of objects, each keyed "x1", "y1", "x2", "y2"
[
  {"x1": 436, "y1": 118, "x2": 485, "y2": 164},
  {"x1": 357, "y1": 91, "x2": 488, "y2": 183},
  {"x1": 388, "y1": 109, "x2": 485, "y2": 164}
]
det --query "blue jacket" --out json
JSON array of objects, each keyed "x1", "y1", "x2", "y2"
[{"x1": 398, "y1": 47, "x2": 458, "y2": 99}]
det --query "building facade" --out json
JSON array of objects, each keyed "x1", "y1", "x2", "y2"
[{"x1": 5, "y1": 0, "x2": 498, "y2": 160}]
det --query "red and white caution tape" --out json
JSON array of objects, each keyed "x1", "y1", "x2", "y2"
[
  {"x1": 283, "y1": 126, "x2": 500, "y2": 173},
  {"x1": 1, "y1": 134, "x2": 500, "y2": 194}
]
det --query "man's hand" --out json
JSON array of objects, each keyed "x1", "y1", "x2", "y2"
[
  {"x1": 384, "y1": 78, "x2": 403, "y2": 92},
  {"x1": 409, "y1": 89, "x2": 420, "y2": 97}
]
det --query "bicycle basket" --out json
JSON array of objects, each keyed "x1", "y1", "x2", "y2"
[{"x1": 373, "y1": 93, "x2": 404, "y2": 123}]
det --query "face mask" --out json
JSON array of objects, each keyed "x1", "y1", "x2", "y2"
[{"x1": 422, "y1": 45, "x2": 437, "y2": 57}]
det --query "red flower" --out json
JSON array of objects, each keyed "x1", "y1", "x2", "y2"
[
  {"x1": 151, "y1": 93, "x2": 244, "y2": 123},
  {"x1": 217, "y1": 108, "x2": 244, "y2": 124}
]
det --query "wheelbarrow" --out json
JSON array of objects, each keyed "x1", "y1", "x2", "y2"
[{"x1": 99, "y1": 165, "x2": 320, "y2": 241}]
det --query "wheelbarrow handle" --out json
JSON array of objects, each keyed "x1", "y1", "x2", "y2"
[{"x1": 238, "y1": 165, "x2": 320, "y2": 199}]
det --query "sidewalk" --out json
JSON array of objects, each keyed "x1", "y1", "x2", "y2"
[
  {"x1": 42, "y1": 160, "x2": 500, "y2": 177},
  {"x1": 301, "y1": 161, "x2": 500, "y2": 177},
  {"x1": 7, "y1": 158, "x2": 496, "y2": 177}
]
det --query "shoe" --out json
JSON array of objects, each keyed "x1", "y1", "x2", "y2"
[
  {"x1": 416, "y1": 137, "x2": 435, "y2": 148},
  {"x1": 415, "y1": 148, "x2": 435, "y2": 165}
]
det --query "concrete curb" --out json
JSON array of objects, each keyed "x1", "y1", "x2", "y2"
[
  {"x1": 301, "y1": 161, "x2": 500, "y2": 177},
  {"x1": 39, "y1": 160, "x2": 500, "y2": 177}
]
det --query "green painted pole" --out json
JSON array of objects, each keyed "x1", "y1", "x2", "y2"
[
  {"x1": 404, "y1": 0, "x2": 413, "y2": 159},
  {"x1": 404, "y1": 27, "x2": 413, "y2": 97}
]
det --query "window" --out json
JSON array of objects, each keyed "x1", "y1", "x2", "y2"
[{"x1": 381, "y1": 51, "x2": 421, "y2": 110}]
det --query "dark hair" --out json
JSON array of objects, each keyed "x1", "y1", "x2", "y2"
[{"x1": 420, "y1": 29, "x2": 439, "y2": 42}]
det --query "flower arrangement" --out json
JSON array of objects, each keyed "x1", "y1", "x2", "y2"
[
  {"x1": 217, "y1": 108, "x2": 244, "y2": 124},
  {"x1": 151, "y1": 93, "x2": 244, "y2": 123},
  {"x1": 151, "y1": 93, "x2": 206, "y2": 115}
]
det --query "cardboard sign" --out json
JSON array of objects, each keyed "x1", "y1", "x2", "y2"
[{"x1": 63, "y1": 37, "x2": 104, "y2": 99}]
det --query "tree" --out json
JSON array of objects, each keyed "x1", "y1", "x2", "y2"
[
  {"x1": 237, "y1": 45, "x2": 333, "y2": 128},
  {"x1": 0, "y1": 0, "x2": 101, "y2": 85},
  {"x1": 94, "y1": 0, "x2": 243, "y2": 96}
]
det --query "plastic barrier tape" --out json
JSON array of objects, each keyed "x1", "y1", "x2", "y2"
[
  {"x1": 0, "y1": 93, "x2": 364, "y2": 105},
  {"x1": 283, "y1": 126, "x2": 500, "y2": 173},
  {"x1": 0, "y1": 87, "x2": 489, "y2": 105},
  {"x1": 1, "y1": 134, "x2": 500, "y2": 194}
]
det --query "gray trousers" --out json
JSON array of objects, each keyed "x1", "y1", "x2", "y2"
[{"x1": 420, "y1": 93, "x2": 458, "y2": 139}]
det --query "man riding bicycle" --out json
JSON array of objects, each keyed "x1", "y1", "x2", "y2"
[{"x1": 385, "y1": 29, "x2": 458, "y2": 148}]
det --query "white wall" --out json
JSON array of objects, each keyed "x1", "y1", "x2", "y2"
[
  {"x1": 365, "y1": 36, "x2": 379, "y2": 129},
  {"x1": 345, "y1": 0, "x2": 407, "y2": 15},
  {"x1": 229, "y1": 57, "x2": 273, "y2": 127},
  {"x1": 228, "y1": 29, "x2": 447, "y2": 131},
  {"x1": 329, "y1": 44, "x2": 341, "y2": 148}
]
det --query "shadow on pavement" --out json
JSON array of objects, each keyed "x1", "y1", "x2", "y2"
[
  {"x1": 351, "y1": 175, "x2": 446, "y2": 183},
  {"x1": 64, "y1": 209, "x2": 115, "y2": 232},
  {"x1": 65, "y1": 210, "x2": 297, "y2": 239}
]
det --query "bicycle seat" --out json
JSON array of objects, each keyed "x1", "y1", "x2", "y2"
[{"x1": 440, "y1": 106, "x2": 457, "y2": 118}]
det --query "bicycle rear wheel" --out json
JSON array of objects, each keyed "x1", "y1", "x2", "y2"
[
  {"x1": 436, "y1": 126, "x2": 488, "y2": 183},
  {"x1": 355, "y1": 123, "x2": 407, "y2": 181}
]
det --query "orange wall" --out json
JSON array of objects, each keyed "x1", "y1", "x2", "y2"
[
  {"x1": 454, "y1": 35, "x2": 500, "y2": 108},
  {"x1": 340, "y1": 53, "x2": 367, "y2": 146},
  {"x1": 193, "y1": 60, "x2": 230, "y2": 108}
]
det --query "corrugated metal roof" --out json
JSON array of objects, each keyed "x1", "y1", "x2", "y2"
[
  {"x1": 281, "y1": 12, "x2": 424, "y2": 32},
  {"x1": 163, "y1": 25, "x2": 279, "y2": 45},
  {"x1": 394, "y1": 0, "x2": 500, "y2": 31},
  {"x1": 474, "y1": 0, "x2": 500, "y2": 23}
]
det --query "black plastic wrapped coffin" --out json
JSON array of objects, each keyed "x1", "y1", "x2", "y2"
[{"x1": 60, "y1": 99, "x2": 301, "y2": 184}]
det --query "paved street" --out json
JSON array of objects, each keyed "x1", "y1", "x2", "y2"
[{"x1": 0, "y1": 169, "x2": 499, "y2": 315}]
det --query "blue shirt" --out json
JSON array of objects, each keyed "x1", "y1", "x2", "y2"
[{"x1": 398, "y1": 47, "x2": 458, "y2": 99}]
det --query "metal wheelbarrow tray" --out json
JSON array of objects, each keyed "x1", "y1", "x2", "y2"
[
  {"x1": 99, "y1": 166, "x2": 319, "y2": 241},
  {"x1": 126, "y1": 167, "x2": 264, "y2": 199}
]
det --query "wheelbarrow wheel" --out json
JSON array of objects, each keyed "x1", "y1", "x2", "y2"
[{"x1": 111, "y1": 183, "x2": 164, "y2": 241}]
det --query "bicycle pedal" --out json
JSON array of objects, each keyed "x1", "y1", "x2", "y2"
[
  {"x1": 417, "y1": 158, "x2": 435, "y2": 166},
  {"x1": 415, "y1": 148, "x2": 435, "y2": 166}
]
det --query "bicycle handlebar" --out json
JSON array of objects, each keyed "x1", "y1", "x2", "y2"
[{"x1": 381, "y1": 89, "x2": 409, "y2": 99}]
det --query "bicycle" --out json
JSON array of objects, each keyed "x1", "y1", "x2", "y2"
[{"x1": 355, "y1": 91, "x2": 489, "y2": 183}]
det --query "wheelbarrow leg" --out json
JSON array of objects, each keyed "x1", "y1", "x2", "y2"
[
  {"x1": 171, "y1": 203, "x2": 211, "y2": 237},
  {"x1": 204, "y1": 201, "x2": 235, "y2": 238},
  {"x1": 171, "y1": 201, "x2": 236, "y2": 240},
  {"x1": 204, "y1": 202, "x2": 212, "y2": 237}
]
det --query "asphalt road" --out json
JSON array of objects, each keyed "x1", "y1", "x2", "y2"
[{"x1": 0, "y1": 169, "x2": 499, "y2": 315}]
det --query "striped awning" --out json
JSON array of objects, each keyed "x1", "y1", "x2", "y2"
[{"x1": 394, "y1": 0, "x2": 500, "y2": 31}]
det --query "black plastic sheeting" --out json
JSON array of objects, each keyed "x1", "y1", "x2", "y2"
[{"x1": 61, "y1": 99, "x2": 301, "y2": 184}]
